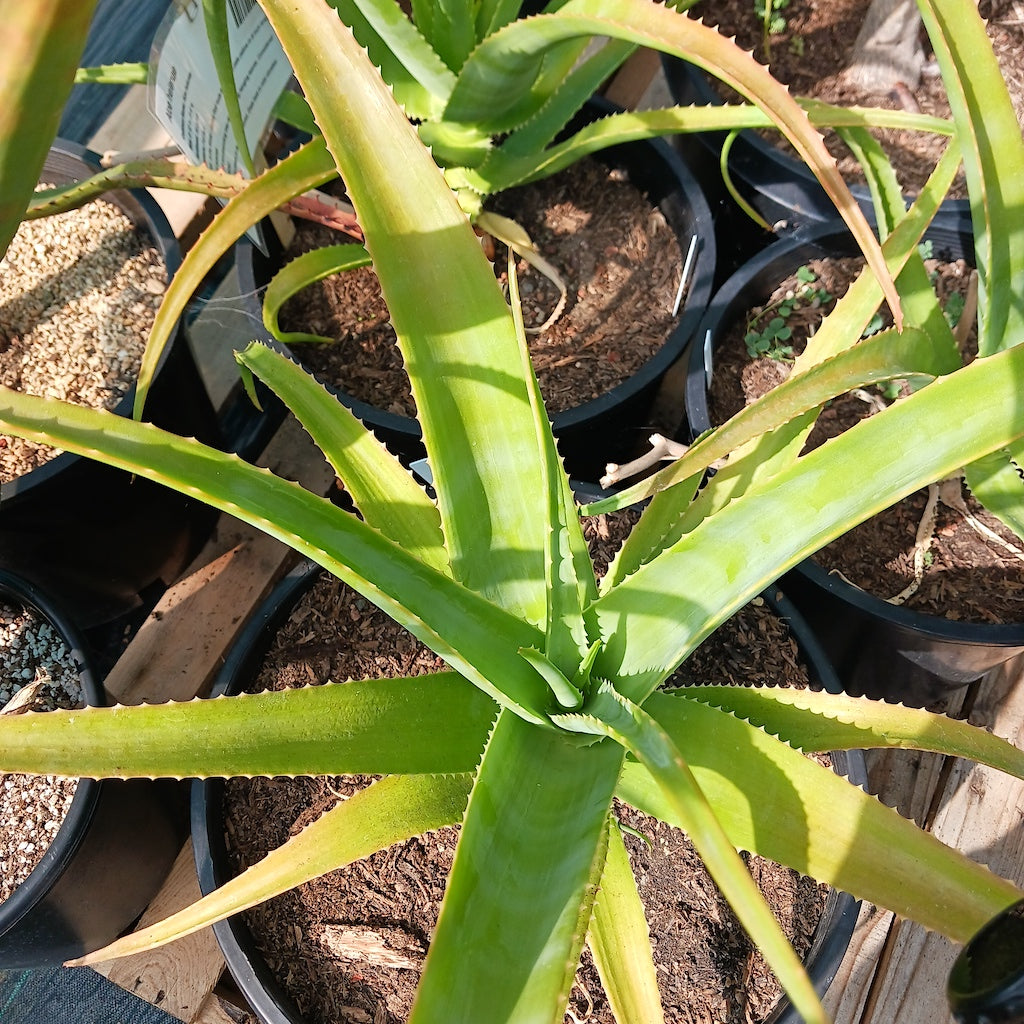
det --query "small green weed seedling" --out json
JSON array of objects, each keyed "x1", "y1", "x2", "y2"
[
  {"x1": 745, "y1": 264, "x2": 834, "y2": 359},
  {"x1": 945, "y1": 290, "x2": 966, "y2": 330},
  {"x1": 755, "y1": 0, "x2": 790, "y2": 57},
  {"x1": 744, "y1": 316, "x2": 795, "y2": 359}
]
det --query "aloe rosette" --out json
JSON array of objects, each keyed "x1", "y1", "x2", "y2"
[{"x1": 0, "y1": 1, "x2": 1024, "y2": 1023}]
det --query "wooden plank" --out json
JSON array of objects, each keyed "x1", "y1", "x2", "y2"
[
  {"x1": 824, "y1": 905, "x2": 894, "y2": 1023},
  {"x1": 602, "y1": 48, "x2": 663, "y2": 110},
  {"x1": 860, "y1": 657, "x2": 1024, "y2": 1023},
  {"x1": 829, "y1": 659, "x2": 1024, "y2": 1024},
  {"x1": 193, "y1": 993, "x2": 244, "y2": 1024},
  {"x1": 93, "y1": 842, "x2": 224, "y2": 1024}
]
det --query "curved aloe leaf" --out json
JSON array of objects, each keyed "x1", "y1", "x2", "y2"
[
  {"x1": 469, "y1": 102, "x2": 953, "y2": 196},
  {"x1": 557, "y1": 686, "x2": 828, "y2": 1024},
  {"x1": 261, "y1": 242, "x2": 372, "y2": 345},
  {"x1": 507, "y1": 259, "x2": 593, "y2": 670},
  {"x1": 260, "y1": 0, "x2": 551, "y2": 626},
  {"x1": 0, "y1": 0, "x2": 97, "y2": 258},
  {"x1": 26, "y1": 161, "x2": 249, "y2": 218},
  {"x1": 619, "y1": 692, "x2": 1023, "y2": 943},
  {"x1": 678, "y1": 685, "x2": 1024, "y2": 782},
  {"x1": 0, "y1": 390, "x2": 554, "y2": 723},
  {"x1": 592, "y1": 339, "x2": 1024, "y2": 700},
  {"x1": 134, "y1": 138, "x2": 339, "y2": 419},
  {"x1": 326, "y1": 0, "x2": 454, "y2": 118},
  {"x1": 410, "y1": 712, "x2": 622, "y2": 1024},
  {"x1": 588, "y1": 817, "x2": 665, "y2": 1024},
  {"x1": 203, "y1": 0, "x2": 255, "y2": 176},
  {"x1": 71, "y1": 772, "x2": 472, "y2": 966},
  {"x1": 586, "y1": 324, "x2": 948, "y2": 513},
  {"x1": 440, "y1": 0, "x2": 900, "y2": 322},
  {"x1": 0, "y1": 674, "x2": 493, "y2": 778},
  {"x1": 917, "y1": 0, "x2": 1024, "y2": 354},
  {"x1": 236, "y1": 343, "x2": 448, "y2": 572}
]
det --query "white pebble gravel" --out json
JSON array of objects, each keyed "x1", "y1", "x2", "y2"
[
  {"x1": 0, "y1": 600, "x2": 83, "y2": 903},
  {"x1": 0, "y1": 190, "x2": 165, "y2": 482}
]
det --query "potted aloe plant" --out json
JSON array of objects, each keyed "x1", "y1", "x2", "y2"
[
  {"x1": 1, "y1": 1, "x2": 1024, "y2": 1022},
  {"x1": 43, "y1": 0, "x2": 927, "y2": 477}
]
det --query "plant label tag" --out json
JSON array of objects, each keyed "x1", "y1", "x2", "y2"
[{"x1": 148, "y1": 0, "x2": 293, "y2": 176}]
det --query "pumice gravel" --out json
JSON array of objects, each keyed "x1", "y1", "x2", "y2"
[
  {"x1": 0, "y1": 190, "x2": 164, "y2": 483},
  {"x1": 0, "y1": 600, "x2": 84, "y2": 903}
]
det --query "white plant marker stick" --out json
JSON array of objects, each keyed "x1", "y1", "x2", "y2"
[{"x1": 672, "y1": 234, "x2": 699, "y2": 317}]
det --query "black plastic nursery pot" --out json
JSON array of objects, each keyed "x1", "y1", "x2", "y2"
[
  {"x1": 659, "y1": 57, "x2": 970, "y2": 263},
  {"x1": 192, "y1": 559, "x2": 863, "y2": 1024},
  {"x1": 235, "y1": 100, "x2": 717, "y2": 484},
  {"x1": 0, "y1": 140, "x2": 221, "y2": 628},
  {"x1": 0, "y1": 569, "x2": 187, "y2": 968},
  {"x1": 948, "y1": 898, "x2": 1024, "y2": 1024},
  {"x1": 684, "y1": 218, "x2": 1024, "y2": 706}
]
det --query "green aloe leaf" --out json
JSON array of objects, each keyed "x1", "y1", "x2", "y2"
[
  {"x1": 507, "y1": 258, "x2": 593, "y2": 671},
  {"x1": 0, "y1": 391, "x2": 553, "y2": 723},
  {"x1": 0, "y1": 0, "x2": 97, "y2": 258},
  {"x1": 555, "y1": 685, "x2": 828, "y2": 1024},
  {"x1": 410, "y1": 712, "x2": 623, "y2": 1024},
  {"x1": 261, "y1": 243, "x2": 372, "y2": 345},
  {"x1": 0, "y1": 674, "x2": 494, "y2": 778},
  {"x1": 25, "y1": 161, "x2": 250, "y2": 218},
  {"x1": 587, "y1": 812, "x2": 665, "y2": 1023},
  {"x1": 471, "y1": 102, "x2": 952, "y2": 195},
  {"x1": 592, "y1": 339, "x2": 1024, "y2": 700},
  {"x1": 134, "y1": 138, "x2": 338, "y2": 418},
  {"x1": 203, "y1": 0, "x2": 255, "y2": 175},
  {"x1": 236, "y1": 343, "x2": 448, "y2": 572},
  {"x1": 74, "y1": 61, "x2": 149, "y2": 84},
  {"x1": 585, "y1": 324, "x2": 950, "y2": 512},
  {"x1": 678, "y1": 685, "x2": 1024, "y2": 782},
  {"x1": 917, "y1": 0, "x2": 1024, "y2": 354},
  {"x1": 71, "y1": 772, "x2": 472, "y2": 966},
  {"x1": 326, "y1": 0, "x2": 455, "y2": 118},
  {"x1": 618, "y1": 692, "x2": 1023, "y2": 943},
  {"x1": 260, "y1": 0, "x2": 551, "y2": 626}
]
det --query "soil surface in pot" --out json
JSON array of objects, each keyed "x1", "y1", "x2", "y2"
[
  {"x1": 691, "y1": 0, "x2": 1024, "y2": 199},
  {"x1": 706, "y1": 252, "x2": 1024, "y2": 623},
  {"x1": 221, "y1": 513, "x2": 828, "y2": 1024},
  {"x1": 0, "y1": 193, "x2": 165, "y2": 481},
  {"x1": 0, "y1": 601, "x2": 83, "y2": 903},
  {"x1": 277, "y1": 158, "x2": 683, "y2": 417}
]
